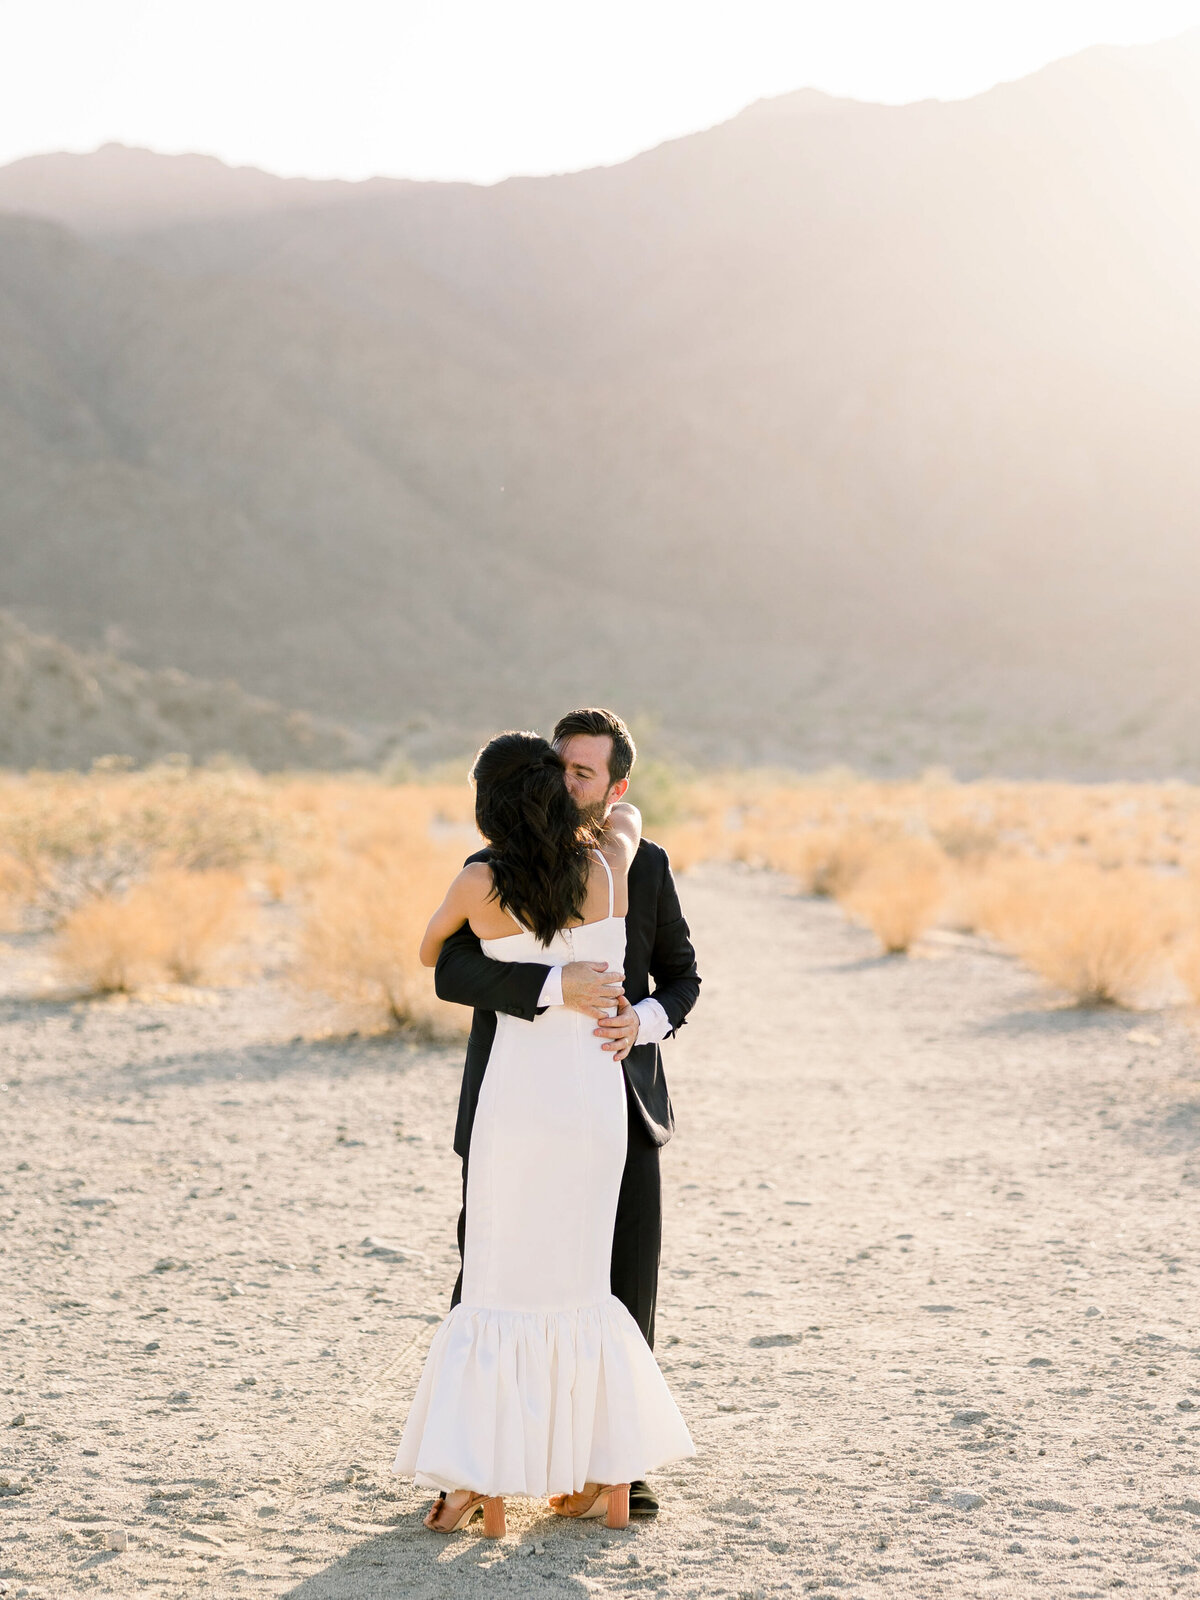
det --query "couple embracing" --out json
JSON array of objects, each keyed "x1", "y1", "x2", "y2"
[{"x1": 392, "y1": 707, "x2": 701, "y2": 1534}]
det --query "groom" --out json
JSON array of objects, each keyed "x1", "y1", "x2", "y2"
[{"x1": 435, "y1": 706, "x2": 701, "y2": 1518}]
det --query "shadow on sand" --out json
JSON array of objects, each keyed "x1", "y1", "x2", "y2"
[
  {"x1": 9, "y1": 1022, "x2": 458, "y2": 1096},
  {"x1": 812, "y1": 952, "x2": 909, "y2": 975},
  {"x1": 132, "y1": 1032, "x2": 453, "y2": 1094},
  {"x1": 284, "y1": 1508, "x2": 623, "y2": 1599},
  {"x1": 972, "y1": 1003, "x2": 1144, "y2": 1040}
]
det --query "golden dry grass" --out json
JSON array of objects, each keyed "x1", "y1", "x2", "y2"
[
  {"x1": 655, "y1": 818, "x2": 729, "y2": 874},
  {"x1": 657, "y1": 771, "x2": 1200, "y2": 1001},
  {"x1": 291, "y1": 782, "x2": 477, "y2": 1035},
  {"x1": 0, "y1": 853, "x2": 24, "y2": 934},
  {"x1": 54, "y1": 868, "x2": 249, "y2": 993},
  {"x1": 5, "y1": 765, "x2": 1200, "y2": 1015},
  {"x1": 297, "y1": 848, "x2": 467, "y2": 1035},
  {"x1": 1177, "y1": 938, "x2": 1200, "y2": 1005},
  {"x1": 1175, "y1": 873, "x2": 1200, "y2": 1006},
  {"x1": 953, "y1": 857, "x2": 1049, "y2": 944},
  {"x1": 0, "y1": 765, "x2": 282, "y2": 927},
  {"x1": 838, "y1": 837, "x2": 948, "y2": 954},
  {"x1": 788, "y1": 825, "x2": 891, "y2": 898},
  {"x1": 988, "y1": 863, "x2": 1181, "y2": 1008},
  {"x1": 54, "y1": 896, "x2": 156, "y2": 994},
  {"x1": 150, "y1": 868, "x2": 251, "y2": 983},
  {"x1": 2, "y1": 768, "x2": 480, "y2": 1024}
]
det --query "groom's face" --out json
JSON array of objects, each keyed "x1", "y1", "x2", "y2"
[{"x1": 557, "y1": 733, "x2": 624, "y2": 822}]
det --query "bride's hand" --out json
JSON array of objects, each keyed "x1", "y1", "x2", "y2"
[{"x1": 595, "y1": 996, "x2": 639, "y2": 1061}]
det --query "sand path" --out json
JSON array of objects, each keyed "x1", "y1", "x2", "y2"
[{"x1": 2, "y1": 864, "x2": 1199, "y2": 1598}]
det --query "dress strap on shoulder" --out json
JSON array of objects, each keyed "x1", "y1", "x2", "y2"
[
  {"x1": 490, "y1": 866, "x2": 526, "y2": 932},
  {"x1": 593, "y1": 848, "x2": 615, "y2": 919}
]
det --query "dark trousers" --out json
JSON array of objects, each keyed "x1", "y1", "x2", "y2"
[{"x1": 450, "y1": 1076, "x2": 663, "y2": 1350}]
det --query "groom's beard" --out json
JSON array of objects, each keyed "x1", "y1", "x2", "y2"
[{"x1": 577, "y1": 799, "x2": 608, "y2": 834}]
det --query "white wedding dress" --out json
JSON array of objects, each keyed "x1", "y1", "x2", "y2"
[{"x1": 393, "y1": 851, "x2": 695, "y2": 1497}]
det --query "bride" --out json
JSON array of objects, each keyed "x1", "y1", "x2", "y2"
[{"x1": 392, "y1": 731, "x2": 694, "y2": 1535}]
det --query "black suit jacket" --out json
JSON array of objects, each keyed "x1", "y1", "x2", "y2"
[{"x1": 435, "y1": 839, "x2": 700, "y2": 1159}]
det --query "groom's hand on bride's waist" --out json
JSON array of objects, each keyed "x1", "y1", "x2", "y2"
[
  {"x1": 595, "y1": 996, "x2": 639, "y2": 1062},
  {"x1": 560, "y1": 961, "x2": 625, "y2": 1019}
]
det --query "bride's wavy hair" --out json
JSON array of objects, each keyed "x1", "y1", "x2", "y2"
[{"x1": 471, "y1": 731, "x2": 597, "y2": 945}]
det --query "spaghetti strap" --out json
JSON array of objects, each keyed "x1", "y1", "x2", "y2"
[
  {"x1": 593, "y1": 849, "x2": 615, "y2": 920},
  {"x1": 489, "y1": 865, "x2": 526, "y2": 932}
]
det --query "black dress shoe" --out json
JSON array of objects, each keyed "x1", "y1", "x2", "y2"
[{"x1": 628, "y1": 1479, "x2": 659, "y2": 1517}]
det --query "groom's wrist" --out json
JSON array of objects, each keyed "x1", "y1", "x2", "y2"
[
  {"x1": 536, "y1": 966, "x2": 564, "y2": 1008},
  {"x1": 631, "y1": 996, "x2": 671, "y2": 1045}
]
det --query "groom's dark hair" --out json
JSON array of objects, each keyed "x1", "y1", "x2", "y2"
[{"x1": 552, "y1": 708, "x2": 637, "y2": 785}]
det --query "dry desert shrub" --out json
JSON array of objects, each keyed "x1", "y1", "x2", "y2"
[
  {"x1": 1175, "y1": 872, "x2": 1200, "y2": 1006},
  {"x1": 0, "y1": 766, "x2": 283, "y2": 926},
  {"x1": 280, "y1": 778, "x2": 474, "y2": 869},
  {"x1": 931, "y1": 818, "x2": 999, "y2": 868},
  {"x1": 298, "y1": 840, "x2": 469, "y2": 1036},
  {"x1": 795, "y1": 825, "x2": 889, "y2": 898},
  {"x1": 995, "y1": 862, "x2": 1178, "y2": 1007},
  {"x1": 148, "y1": 868, "x2": 251, "y2": 982},
  {"x1": 838, "y1": 837, "x2": 949, "y2": 954},
  {"x1": 655, "y1": 822, "x2": 720, "y2": 874},
  {"x1": 1177, "y1": 936, "x2": 1200, "y2": 1006},
  {"x1": 648, "y1": 782, "x2": 731, "y2": 873},
  {"x1": 950, "y1": 856, "x2": 1045, "y2": 942},
  {"x1": 285, "y1": 777, "x2": 478, "y2": 1032},
  {"x1": 627, "y1": 758, "x2": 688, "y2": 829},
  {"x1": 54, "y1": 895, "x2": 158, "y2": 993},
  {"x1": 17, "y1": 768, "x2": 1200, "y2": 1019},
  {"x1": 0, "y1": 852, "x2": 25, "y2": 933},
  {"x1": 742, "y1": 829, "x2": 816, "y2": 882},
  {"x1": 253, "y1": 860, "x2": 292, "y2": 904},
  {"x1": 54, "y1": 868, "x2": 249, "y2": 993}
]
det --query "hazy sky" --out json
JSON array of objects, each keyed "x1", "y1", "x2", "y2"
[{"x1": 4, "y1": 0, "x2": 1200, "y2": 183}]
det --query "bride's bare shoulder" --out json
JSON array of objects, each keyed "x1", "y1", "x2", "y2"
[
  {"x1": 458, "y1": 860, "x2": 495, "y2": 901},
  {"x1": 418, "y1": 860, "x2": 495, "y2": 966},
  {"x1": 437, "y1": 860, "x2": 494, "y2": 915}
]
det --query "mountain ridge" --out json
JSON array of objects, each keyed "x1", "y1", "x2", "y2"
[
  {"x1": 4, "y1": 34, "x2": 1200, "y2": 773},
  {"x1": 0, "y1": 612, "x2": 353, "y2": 770}
]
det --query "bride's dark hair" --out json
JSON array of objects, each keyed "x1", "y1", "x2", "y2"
[{"x1": 472, "y1": 731, "x2": 596, "y2": 945}]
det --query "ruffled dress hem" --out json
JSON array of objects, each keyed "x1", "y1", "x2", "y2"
[{"x1": 392, "y1": 1294, "x2": 696, "y2": 1498}]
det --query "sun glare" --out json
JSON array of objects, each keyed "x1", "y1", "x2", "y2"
[{"x1": 3, "y1": 1, "x2": 1200, "y2": 182}]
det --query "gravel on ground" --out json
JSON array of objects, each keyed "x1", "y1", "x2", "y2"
[{"x1": 2, "y1": 862, "x2": 1199, "y2": 1598}]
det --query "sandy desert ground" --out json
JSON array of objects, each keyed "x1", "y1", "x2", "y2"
[{"x1": 2, "y1": 862, "x2": 1200, "y2": 1599}]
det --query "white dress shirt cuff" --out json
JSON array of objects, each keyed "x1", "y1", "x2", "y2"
[
  {"x1": 632, "y1": 997, "x2": 672, "y2": 1046},
  {"x1": 536, "y1": 966, "x2": 564, "y2": 1008}
]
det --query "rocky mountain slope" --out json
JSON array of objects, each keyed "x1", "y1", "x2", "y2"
[
  {"x1": 4, "y1": 33, "x2": 1200, "y2": 772},
  {"x1": 0, "y1": 613, "x2": 351, "y2": 770}
]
